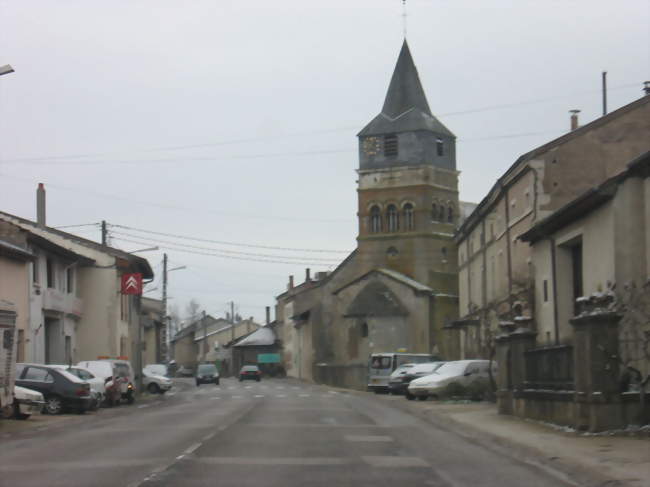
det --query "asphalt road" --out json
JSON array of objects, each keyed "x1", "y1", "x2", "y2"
[{"x1": 0, "y1": 378, "x2": 574, "y2": 487}]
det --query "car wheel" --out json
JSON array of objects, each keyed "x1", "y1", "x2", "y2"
[
  {"x1": 405, "y1": 393, "x2": 415, "y2": 401},
  {"x1": 148, "y1": 383, "x2": 160, "y2": 394},
  {"x1": 45, "y1": 395, "x2": 63, "y2": 415},
  {"x1": 196, "y1": 381, "x2": 200, "y2": 387},
  {"x1": 416, "y1": 395, "x2": 428, "y2": 401},
  {"x1": 215, "y1": 380, "x2": 220, "y2": 386},
  {"x1": 256, "y1": 378, "x2": 260, "y2": 382}
]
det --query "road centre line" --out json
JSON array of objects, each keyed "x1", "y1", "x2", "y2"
[
  {"x1": 192, "y1": 457, "x2": 352, "y2": 466},
  {"x1": 345, "y1": 435, "x2": 394, "y2": 442},
  {"x1": 184, "y1": 443, "x2": 202, "y2": 455}
]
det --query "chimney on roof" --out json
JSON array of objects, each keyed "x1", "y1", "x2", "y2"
[
  {"x1": 305, "y1": 268, "x2": 311, "y2": 282},
  {"x1": 569, "y1": 110, "x2": 581, "y2": 131},
  {"x1": 36, "y1": 183, "x2": 46, "y2": 227},
  {"x1": 265, "y1": 306, "x2": 270, "y2": 325},
  {"x1": 288, "y1": 275, "x2": 294, "y2": 290},
  {"x1": 644, "y1": 81, "x2": 650, "y2": 96}
]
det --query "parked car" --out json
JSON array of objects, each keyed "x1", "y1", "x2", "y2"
[
  {"x1": 387, "y1": 362, "x2": 445, "y2": 398},
  {"x1": 407, "y1": 360, "x2": 496, "y2": 400},
  {"x1": 195, "y1": 363, "x2": 220, "y2": 386},
  {"x1": 51, "y1": 365, "x2": 105, "y2": 409},
  {"x1": 143, "y1": 369, "x2": 173, "y2": 393},
  {"x1": 144, "y1": 363, "x2": 169, "y2": 377},
  {"x1": 15, "y1": 363, "x2": 93, "y2": 414},
  {"x1": 77, "y1": 359, "x2": 135, "y2": 405},
  {"x1": 239, "y1": 365, "x2": 261, "y2": 382},
  {"x1": 12, "y1": 385, "x2": 44, "y2": 420}
]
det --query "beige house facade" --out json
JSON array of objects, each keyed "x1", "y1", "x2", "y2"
[
  {"x1": 0, "y1": 207, "x2": 153, "y2": 364},
  {"x1": 453, "y1": 94, "x2": 650, "y2": 359},
  {"x1": 521, "y1": 150, "x2": 650, "y2": 377}
]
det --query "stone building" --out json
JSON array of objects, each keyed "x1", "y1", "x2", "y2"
[
  {"x1": 452, "y1": 93, "x2": 650, "y2": 360},
  {"x1": 276, "y1": 40, "x2": 467, "y2": 389}
]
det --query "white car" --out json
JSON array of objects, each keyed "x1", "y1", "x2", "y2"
[
  {"x1": 51, "y1": 365, "x2": 106, "y2": 408},
  {"x1": 13, "y1": 385, "x2": 44, "y2": 420},
  {"x1": 407, "y1": 360, "x2": 496, "y2": 400},
  {"x1": 143, "y1": 370, "x2": 172, "y2": 394}
]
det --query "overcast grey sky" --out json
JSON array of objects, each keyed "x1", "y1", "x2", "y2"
[{"x1": 1, "y1": 0, "x2": 648, "y2": 323}]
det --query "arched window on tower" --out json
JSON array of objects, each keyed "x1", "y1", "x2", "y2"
[
  {"x1": 403, "y1": 203, "x2": 414, "y2": 231},
  {"x1": 432, "y1": 203, "x2": 438, "y2": 221},
  {"x1": 370, "y1": 205, "x2": 382, "y2": 233},
  {"x1": 384, "y1": 134, "x2": 398, "y2": 157},
  {"x1": 436, "y1": 138, "x2": 444, "y2": 157},
  {"x1": 438, "y1": 205, "x2": 445, "y2": 222},
  {"x1": 447, "y1": 206, "x2": 454, "y2": 223},
  {"x1": 387, "y1": 204, "x2": 399, "y2": 232}
]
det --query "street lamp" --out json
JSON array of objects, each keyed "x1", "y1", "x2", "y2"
[
  {"x1": 162, "y1": 255, "x2": 186, "y2": 361},
  {"x1": 0, "y1": 65, "x2": 14, "y2": 76}
]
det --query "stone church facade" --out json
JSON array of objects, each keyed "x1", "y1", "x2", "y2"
[{"x1": 275, "y1": 41, "x2": 465, "y2": 390}]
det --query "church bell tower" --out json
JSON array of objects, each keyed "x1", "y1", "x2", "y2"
[{"x1": 356, "y1": 40, "x2": 459, "y2": 292}]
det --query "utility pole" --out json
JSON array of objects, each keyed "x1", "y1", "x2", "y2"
[
  {"x1": 202, "y1": 310, "x2": 207, "y2": 362},
  {"x1": 101, "y1": 220, "x2": 107, "y2": 246},
  {"x1": 161, "y1": 253, "x2": 168, "y2": 361}
]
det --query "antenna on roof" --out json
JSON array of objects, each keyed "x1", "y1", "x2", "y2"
[{"x1": 402, "y1": 0, "x2": 408, "y2": 38}]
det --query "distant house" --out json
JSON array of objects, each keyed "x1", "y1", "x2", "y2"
[{"x1": 171, "y1": 314, "x2": 260, "y2": 375}]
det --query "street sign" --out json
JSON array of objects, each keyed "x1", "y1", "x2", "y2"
[
  {"x1": 257, "y1": 353, "x2": 281, "y2": 364},
  {"x1": 121, "y1": 273, "x2": 143, "y2": 295}
]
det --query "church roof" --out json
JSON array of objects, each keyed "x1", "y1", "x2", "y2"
[{"x1": 358, "y1": 40, "x2": 454, "y2": 138}]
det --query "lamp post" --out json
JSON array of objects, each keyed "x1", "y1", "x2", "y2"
[{"x1": 0, "y1": 65, "x2": 14, "y2": 76}]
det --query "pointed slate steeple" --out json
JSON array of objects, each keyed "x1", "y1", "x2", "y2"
[
  {"x1": 381, "y1": 40, "x2": 432, "y2": 119},
  {"x1": 358, "y1": 40, "x2": 454, "y2": 138}
]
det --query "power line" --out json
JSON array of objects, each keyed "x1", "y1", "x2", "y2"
[
  {"x1": 0, "y1": 173, "x2": 353, "y2": 224},
  {"x1": 108, "y1": 230, "x2": 343, "y2": 262},
  {"x1": 111, "y1": 235, "x2": 341, "y2": 266},
  {"x1": 109, "y1": 224, "x2": 350, "y2": 254},
  {"x1": 53, "y1": 222, "x2": 100, "y2": 229},
  {"x1": 0, "y1": 82, "x2": 641, "y2": 166}
]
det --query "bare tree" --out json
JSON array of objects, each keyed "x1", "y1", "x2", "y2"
[
  {"x1": 185, "y1": 299, "x2": 201, "y2": 323},
  {"x1": 169, "y1": 304, "x2": 181, "y2": 336}
]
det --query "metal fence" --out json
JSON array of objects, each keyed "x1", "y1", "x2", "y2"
[{"x1": 524, "y1": 345, "x2": 574, "y2": 391}]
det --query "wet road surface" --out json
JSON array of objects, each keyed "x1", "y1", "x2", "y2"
[{"x1": 0, "y1": 378, "x2": 573, "y2": 486}]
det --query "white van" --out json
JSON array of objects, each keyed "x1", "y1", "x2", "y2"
[
  {"x1": 77, "y1": 359, "x2": 136, "y2": 404},
  {"x1": 367, "y1": 353, "x2": 440, "y2": 393}
]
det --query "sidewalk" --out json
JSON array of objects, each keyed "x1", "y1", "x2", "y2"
[{"x1": 375, "y1": 393, "x2": 650, "y2": 487}]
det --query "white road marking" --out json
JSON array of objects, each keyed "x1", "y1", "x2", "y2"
[
  {"x1": 184, "y1": 443, "x2": 202, "y2": 455},
  {"x1": 228, "y1": 386, "x2": 235, "y2": 390},
  {"x1": 176, "y1": 455, "x2": 185, "y2": 460},
  {"x1": 275, "y1": 394, "x2": 287, "y2": 398},
  {"x1": 291, "y1": 386, "x2": 300, "y2": 389},
  {"x1": 195, "y1": 457, "x2": 351, "y2": 466},
  {"x1": 167, "y1": 392, "x2": 176, "y2": 396},
  {"x1": 232, "y1": 395, "x2": 243, "y2": 399},
  {"x1": 245, "y1": 386, "x2": 252, "y2": 389},
  {"x1": 345, "y1": 435, "x2": 394, "y2": 442},
  {"x1": 254, "y1": 395, "x2": 265, "y2": 398},
  {"x1": 276, "y1": 386, "x2": 285, "y2": 389},
  {"x1": 202, "y1": 433, "x2": 215, "y2": 441},
  {"x1": 328, "y1": 390, "x2": 338, "y2": 394},
  {"x1": 211, "y1": 396, "x2": 221, "y2": 400},
  {"x1": 137, "y1": 404, "x2": 150, "y2": 409},
  {"x1": 362, "y1": 456, "x2": 429, "y2": 467}
]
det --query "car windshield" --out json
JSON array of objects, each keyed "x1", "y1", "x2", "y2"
[
  {"x1": 433, "y1": 362, "x2": 470, "y2": 376},
  {"x1": 198, "y1": 364, "x2": 217, "y2": 374},
  {"x1": 145, "y1": 364, "x2": 168, "y2": 376},
  {"x1": 370, "y1": 357, "x2": 392, "y2": 370}
]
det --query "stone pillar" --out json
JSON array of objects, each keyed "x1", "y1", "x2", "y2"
[
  {"x1": 570, "y1": 310, "x2": 623, "y2": 432},
  {"x1": 495, "y1": 333, "x2": 513, "y2": 414},
  {"x1": 443, "y1": 323, "x2": 460, "y2": 361}
]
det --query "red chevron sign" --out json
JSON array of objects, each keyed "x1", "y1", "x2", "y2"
[{"x1": 121, "y1": 273, "x2": 143, "y2": 295}]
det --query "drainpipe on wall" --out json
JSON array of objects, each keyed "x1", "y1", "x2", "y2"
[{"x1": 550, "y1": 237, "x2": 560, "y2": 345}]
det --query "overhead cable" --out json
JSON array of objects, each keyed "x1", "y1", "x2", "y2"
[
  {"x1": 111, "y1": 235, "x2": 340, "y2": 266},
  {"x1": 109, "y1": 224, "x2": 350, "y2": 254},
  {"x1": 109, "y1": 230, "x2": 343, "y2": 262}
]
